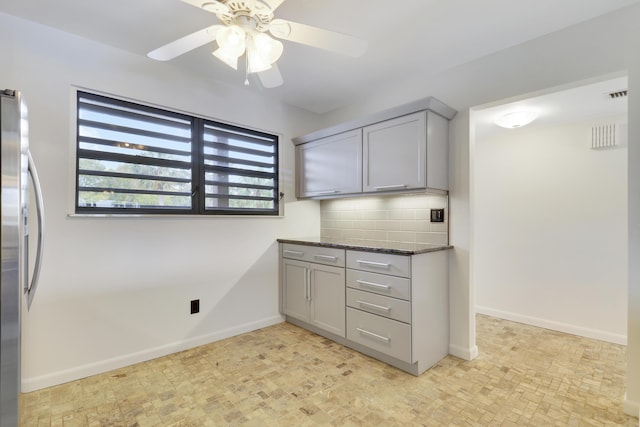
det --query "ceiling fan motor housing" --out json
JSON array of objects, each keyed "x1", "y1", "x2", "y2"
[{"x1": 217, "y1": 0, "x2": 274, "y2": 32}]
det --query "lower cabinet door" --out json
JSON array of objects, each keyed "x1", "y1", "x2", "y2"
[
  {"x1": 347, "y1": 308, "x2": 411, "y2": 363},
  {"x1": 282, "y1": 259, "x2": 310, "y2": 322},
  {"x1": 310, "y1": 263, "x2": 346, "y2": 337}
]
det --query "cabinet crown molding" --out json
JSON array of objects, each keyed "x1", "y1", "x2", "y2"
[{"x1": 292, "y1": 96, "x2": 457, "y2": 145}]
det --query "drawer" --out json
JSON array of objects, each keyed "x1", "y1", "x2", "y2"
[
  {"x1": 346, "y1": 269, "x2": 411, "y2": 300},
  {"x1": 347, "y1": 288, "x2": 411, "y2": 324},
  {"x1": 346, "y1": 250, "x2": 410, "y2": 278},
  {"x1": 347, "y1": 308, "x2": 411, "y2": 363},
  {"x1": 282, "y1": 243, "x2": 345, "y2": 267}
]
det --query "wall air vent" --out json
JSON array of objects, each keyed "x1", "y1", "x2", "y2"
[
  {"x1": 591, "y1": 123, "x2": 618, "y2": 149},
  {"x1": 608, "y1": 90, "x2": 628, "y2": 99}
]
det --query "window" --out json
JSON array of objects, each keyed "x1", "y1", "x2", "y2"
[{"x1": 75, "y1": 91, "x2": 279, "y2": 215}]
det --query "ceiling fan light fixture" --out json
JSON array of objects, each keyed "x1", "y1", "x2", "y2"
[
  {"x1": 212, "y1": 48, "x2": 240, "y2": 69},
  {"x1": 495, "y1": 111, "x2": 538, "y2": 129},
  {"x1": 252, "y1": 33, "x2": 283, "y2": 63},
  {"x1": 216, "y1": 25, "x2": 246, "y2": 56},
  {"x1": 246, "y1": 46, "x2": 272, "y2": 73},
  {"x1": 211, "y1": 48, "x2": 238, "y2": 70}
]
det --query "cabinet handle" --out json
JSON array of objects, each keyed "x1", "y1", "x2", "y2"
[
  {"x1": 306, "y1": 268, "x2": 311, "y2": 301},
  {"x1": 356, "y1": 280, "x2": 391, "y2": 291},
  {"x1": 284, "y1": 250, "x2": 305, "y2": 257},
  {"x1": 314, "y1": 254, "x2": 338, "y2": 261},
  {"x1": 356, "y1": 328, "x2": 391, "y2": 343},
  {"x1": 316, "y1": 190, "x2": 339, "y2": 195},
  {"x1": 356, "y1": 300, "x2": 391, "y2": 312},
  {"x1": 356, "y1": 260, "x2": 391, "y2": 269},
  {"x1": 373, "y1": 184, "x2": 407, "y2": 191}
]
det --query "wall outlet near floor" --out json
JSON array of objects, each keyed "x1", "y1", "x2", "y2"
[
  {"x1": 431, "y1": 209, "x2": 445, "y2": 223},
  {"x1": 190, "y1": 299, "x2": 200, "y2": 314}
]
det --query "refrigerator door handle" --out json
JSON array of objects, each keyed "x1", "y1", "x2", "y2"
[{"x1": 26, "y1": 150, "x2": 44, "y2": 310}]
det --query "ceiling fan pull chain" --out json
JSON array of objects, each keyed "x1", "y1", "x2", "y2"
[{"x1": 244, "y1": 54, "x2": 250, "y2": 86}]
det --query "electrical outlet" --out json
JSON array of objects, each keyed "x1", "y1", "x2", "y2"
[{"x1": 190, "y1": 299, "x2": 200, "y2": 314}]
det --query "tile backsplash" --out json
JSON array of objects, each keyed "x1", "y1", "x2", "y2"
[{"x1": 320, "y1": 193, "x2": 448, "y2": 250}]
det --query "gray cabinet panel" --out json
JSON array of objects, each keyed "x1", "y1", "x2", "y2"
[
  {"x1": 281, "y1": 254, "x2": 346, "y2": 338},
  {"x1": 347, "y1": 288, "x2": 411, "y2": 323},
  {"x1": 310, "y1": 264, "x2": 346, "y2": 337},
  {"x1": 297, "y1": 129, "x2": 362, "y2": 198},
  {"x1": 347, "y1": 308, "x2": 412, "y2": 363},
  {"x1": 282, "y1": 243, "x2": 345, "y2": 267},
  {"x1": 282, "y1": 259, "x2": 310, "y2": 322},
  {"x1": 363, "y1": 111, "x2": 427, "y2": 192},
  {"x1": 346, "y1": 269, "x2": 411, "y2": 300}
]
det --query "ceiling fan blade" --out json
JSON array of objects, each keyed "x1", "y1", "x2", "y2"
[
  {"x1": 261, "y1": 0, "x2": 286, "y2": 11},
  {"x1": 269, "y1": 19, "x2": 367, "y2": 58},
  {"x1": 148, "y1": 25, "x2": 223, "y2": 61},
  {"x1": 257, "y1": 63, "x2": 284, "y2": 88},
  {"x1": 180, "y1": 0, "x2": 229, "y2": 14}
]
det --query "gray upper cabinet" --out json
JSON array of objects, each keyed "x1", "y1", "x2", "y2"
[
  {"x1": 363, "y1": 111, "x2": 427, "y2": 192},
  {"x1": 296, "y1": 129, "x2": 362, "y2": 198},
  {"x1": 293, "y1": 97, "x2": 456, "y2": 199},
  {"x1": 363, "y1": 110, "x2": 449, "y2": 193}
]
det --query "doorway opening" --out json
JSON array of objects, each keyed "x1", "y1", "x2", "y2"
[{"x1": 469, "y1": 74, "x2": 629, "y2": 345}]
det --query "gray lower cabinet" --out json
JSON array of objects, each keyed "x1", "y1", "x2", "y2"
[
  {"x1": 280, "y1": 242, "x2": 450, "y2": 376},
  {"x1": 281, "y1": 244, "x2": 346, "y2": 337}
]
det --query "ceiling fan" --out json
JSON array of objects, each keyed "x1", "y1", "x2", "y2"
[{"x1": 148, "y1": 0, "x2": 368, "y2": 88}]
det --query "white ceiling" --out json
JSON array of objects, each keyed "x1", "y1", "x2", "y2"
[{"x1": 1, "y1": 0, "x2": 638, "y2": 114}]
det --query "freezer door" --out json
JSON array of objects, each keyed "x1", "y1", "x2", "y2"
[{"x1": 1, "y1": 89, "x2": 22, "y2": 427}]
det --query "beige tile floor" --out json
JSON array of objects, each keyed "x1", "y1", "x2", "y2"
[{"x1": 21, "y1": 315, "x2": 637, "y2": 426}]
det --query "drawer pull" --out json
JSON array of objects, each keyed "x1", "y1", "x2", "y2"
[
  {"x1": 314, "y1": 254, "x2": 338, "y2": 261},
  {"x1": 283, "y1": 250, "x2": 304, "y2": 257},
  {"x1": 316, "y1": 190, "x2": 339, "y2": 195},
  {"x1": 373, "y1": 184, "x2": 407, "y2": 191},
  {"x1": 357, "y1": 300, "x2": 391, "y2": 312},
  {"x1": 356, "y1": 280, "x2": 391, "y2": 291},
  {"x1": 356, "y1": 260, "x2": 391, "y2": 269},
  {"x1": 356, "y1": 328, "x2": 391, "y2": 343}
]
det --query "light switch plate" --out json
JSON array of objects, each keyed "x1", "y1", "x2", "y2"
[{"x1": 430, "y1": 209, "x2": 445, "y2": 223}]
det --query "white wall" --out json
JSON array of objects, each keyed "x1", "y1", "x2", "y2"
[
  {"x1": 322, "y1": 4, "x2": 640, "y2": 416},
  {"x1": 473, "y1": 118, "x2": 628, "y2": 344},
  {"x1": 0, "y1": 12, "x2": 321, "y2": 391}
]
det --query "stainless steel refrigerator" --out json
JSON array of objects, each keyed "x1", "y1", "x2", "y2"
[{"x1": 1, "y1": 89, "x2": 44, "y2": 426}]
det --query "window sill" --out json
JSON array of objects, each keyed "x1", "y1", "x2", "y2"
[{"x1": 67, "y1": 213, "x2": 285, "y2": 219}]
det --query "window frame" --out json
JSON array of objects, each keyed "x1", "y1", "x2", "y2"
[{"x1": 74, "y1": 90, "x2": 281, "y2": 217}]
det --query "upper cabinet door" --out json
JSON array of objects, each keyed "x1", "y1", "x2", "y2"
[
  {"x1": 297, "y1": 129, "x2": 363, "y2": 198},
  {"x1": 363, "y1": 111, "x2": 427, "y2": 193}
]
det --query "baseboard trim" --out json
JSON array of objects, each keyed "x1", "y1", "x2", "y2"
[
  {"x1": 623, "y1": 393, "x2": 640, "y2": 418},
  {"x1": 21, "y1": 315, "x2": 284, "y2": 392},
  {"x1": 476, "y1": 306, "x2": 627, "y2": 345},
  {"x1": 449, "y1": 343, "x2": 478, "y2": 361}
]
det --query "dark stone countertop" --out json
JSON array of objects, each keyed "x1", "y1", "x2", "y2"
[{"x1": 277, "y1": 237, "x2": 453, "y2": 256}]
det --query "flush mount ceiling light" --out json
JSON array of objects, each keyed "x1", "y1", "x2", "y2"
[
  {"x1": 148, "y1": 0, "x2": 368, "y2": 88},
  {"x1": 495, "y1": 111, "x2": 538, "y2": 129}
]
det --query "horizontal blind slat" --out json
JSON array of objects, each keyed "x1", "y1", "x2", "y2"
[
  {"x1": 79, "y1": 136, "x2": 191, "y2": 157},
  {"x1": 78, "y1": 100, "x2": 191, "y2": 132},
  {"x1": 78, "y1": 149, "x2": 191, "y2": 170},
  {"x1": 79, "y1": 118, "x2": 191, "y2": 144},
  {"x1": 79, "y1": 169, "x2": 192, "y2": 184}
]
